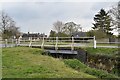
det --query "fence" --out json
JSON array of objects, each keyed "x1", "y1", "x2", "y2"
[
  {"x1": 1, "y1": 36, "x2": 119, "y2": 49},
  {"x1": 1, "y1": 36, "x2": 97, "y2": 50}
]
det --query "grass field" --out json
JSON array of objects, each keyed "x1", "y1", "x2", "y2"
[
  {"x1": 2, "y1": 47, "x2": 96, "y2": 78},
  {"x1": 2, "y1": 47, "x2": 119, "y2": 78},
  {"x1": 83, "y1": 47, "x2": 118, "y2": 57},
  {"x1": 96, "y1": 43, "x2": 118, "y2": 46}
]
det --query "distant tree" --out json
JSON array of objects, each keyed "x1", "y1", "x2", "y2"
[
  {"x1": 109, "y1": 1, "x2": 120, "y2": 35},
  {"x1": 49, "y1": 30, "x2": 56, "y2": 37},
  {"x1": 86, "y1": 30, "x2": 94, "y2": 37},
  {"x1": 56, "y1": 32, "x2": 69, "y2": 37},
  {"x1": 53, "y1": 21, "x2": 64, "y2": 35},
  {"x1": 87, "y1": 30, "x2": 108, "y2": 39},
  {"x1": 0, "y1": 11, "x2": 21, "y2": 39},
  {"x1": 109, "y1": 2, "x2": 120, "y2": 74},
  {"x1": 64, "y1": 22, "x2": 81, "y2": 36},
  {"x1": 92, "y1": 9, "x2": 113, "y2": 37}
]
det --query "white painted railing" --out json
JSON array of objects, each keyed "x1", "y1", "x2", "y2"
[
  {"x1": 93, "y1": 36, "x2": 96, "y2": 48},
  {"x1": 21, "y1": 36, "x2": 96, "y2": 50},
  {"x1": 2, "y1": 36, "x2": 95, "y2": 49},
  {"x1": 6, "y1": 36, "x2": 119, "y2": 49},
  {"x1": 2, "y1": 36, "x2": 120, "y2": 48}
]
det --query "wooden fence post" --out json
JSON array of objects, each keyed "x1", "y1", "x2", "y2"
[
  {"x1": 41, "y1": 37, "x2": 44, "y2": 49},
  {"x1": 15, "y1": 39, "x2": 18, "y2": 46},
  {"x1": 55, "y1": 37, "x2": 58, "y2": 51},
  {"x1": 93, "y1": 36, "x2": 96, "y2": 48},
  {"x1": 18, "y1": 37, "x2": 21, "y2": 45},
  {"x1": 11, "y1": 39, "x2": 14, "y2": 47},
  {"x1": 29, "y1": 37, "x2": 31, "y2": 41},
  {"x1": 12, "y1": 39, "x2": 14, "y2": 44},
  {"x1": 29, "y1": 37, "x2": 32, "y2": 47},
  {"x1": 71, "y1": 37, "x2": 74, "y2": 51},
  {"x1": 5, "y1": 39, "x2": 7, "y2": 47}
]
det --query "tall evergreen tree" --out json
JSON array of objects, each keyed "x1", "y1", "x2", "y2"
[{"x1": 92, "y1": 9, "x2": 113, "y2": 37}]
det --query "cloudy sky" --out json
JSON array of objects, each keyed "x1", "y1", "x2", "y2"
[{"x1": 0, "y1": 0, "x2": 119, "y2": 35}]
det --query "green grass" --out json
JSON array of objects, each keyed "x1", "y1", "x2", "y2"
[
  {"x1": 83, "y1": 47, "x2": 118, "y2": 57},
  {"x1": 2, "y1": 47, "x2": 95, "y2": 78},
  {"x1": 97, "y1": 43, "x2": 118, "y2": 46},
  {"x1": 64, "y1": 59, "x2": 119, "y2": 78}
]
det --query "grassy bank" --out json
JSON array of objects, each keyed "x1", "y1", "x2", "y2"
[
  {"x1": 2, "y1": 47, "x2": 95, "y2": 78},
  {"x1": 64, "y1": 59, "x2": 119, "y2": 78}
]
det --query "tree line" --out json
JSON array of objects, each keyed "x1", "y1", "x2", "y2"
[
  {"x1": 49, "y1": 2, "x2": 120, "y2": 39},
  {"x1": 49, "y1": 21, "x2": 82, "y2": 37},
  {"x1": 0, "y1": 1, "x2": 119, "y2": 39},
  {"x1": 87, "y1": 1, "x2": 120, "y2": 39}
]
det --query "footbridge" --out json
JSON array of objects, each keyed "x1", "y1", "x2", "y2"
[
  {"x1": 16, "y1": 36, "x2": 96, "y2": 58},
  {"x1": 18, "y1": 36, "x2": 96, "y2": 49}
]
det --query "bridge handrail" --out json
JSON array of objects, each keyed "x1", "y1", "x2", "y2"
[
  {"x1": 21, "y1": 36, "x2": 94, "y2": 39},
  {"x1": 2, "y1": 36, "x2": 96, "y2": 49}
]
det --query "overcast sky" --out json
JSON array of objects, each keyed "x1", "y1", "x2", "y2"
[{"x1": 0, "y1": 0, "x2": 119, "y2": 35}]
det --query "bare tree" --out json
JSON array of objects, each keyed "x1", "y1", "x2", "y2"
[
  {"x1": 109, "y1": 1, "x2": 120, "y2": 33},
  {"x1": 64, "y1": 22, "x2": 81, "y2": 36},
  {"x1": 0, "y1": 11, "x2": 20, "y2": 39},
  {"x1": 0, "y1": 11, "x2": 10, "y2": 33},
  {"x1": 53, "y1": 21, "x2": 64, "y2": 33},
  {"x1": 8, "y1": 20, "x2": 21, "y2": 38},
  {"x1": 52, "y1": 21, "x2": 82, "y2": 37}
]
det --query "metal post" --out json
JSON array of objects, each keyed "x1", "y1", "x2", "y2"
[
  {"x1": 55, "y1": 37, "x2": 58, "y2": 51},
  {"x1": 93, "y1": 36, "x2": 96, "y2": 48},
  {"x1": 41, "y1": 37, "x2": 44, "y2": 49},
  {"x1": 5, "y1": 39, "x2": 7, "y2": 47},
  {"x1": 71, "y1": 37, "x2": 74, "y2": 51}
]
